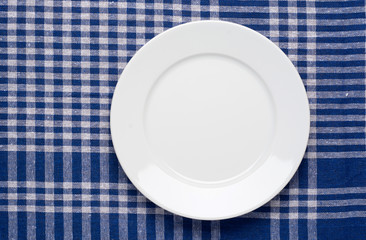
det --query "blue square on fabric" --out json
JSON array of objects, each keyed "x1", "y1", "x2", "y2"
[
  {"x1": 90, "y1": 68, "x2": 99, "y2": 74},
  {"x1": 54, "y1": 127, "x2": 62, "y2": 133},
  {"x1": 17, "y1": 138, "x2": 26, "y2": 145},
  {"x1": 109, "y1": 8, "x2": 118, "y2": 14},
  {"x1": 16, "y1": 29, "x2": 27, "y2": 36},
  {"x1": 109, "y1": 189, "x2": 118, "y2": 195},
  {"x1": 90, "y1": 7, "x2": 99, "y2": 13},
  {"x1": 34, "y1": 54, "x2": 45, "y2": 61},
  {"x1": 35, "y1": 126, "x2": 45, "y2": 132},
  {"x1": 16, "y1": 41, "x2": 26, "y2": 48},
  {"x1": 108, "y1": 68, "x2": 118, "y2": 75},
  {"x1": 17, "y1": 54, "x2": 26, "y2": 60},
  {"x1": 53, "y1": 7, "x2": 62, "y2": 13},
  {"x1": 54, "y1": 188, "x2": 63, "y2": 194},
  {"x1": 35, "y1": 30, "x2": 45, "y2": 37},
  {"x1": 318, "y1": 218, "x2": 366, "y2": 239},
  {"x1": 90, "y1": 189, "x2": 99, "y2": 195},
  {"x1": 220, "y1": 218, "x2": 270, "y2": 239},
  {"x1": 17, "y1": 188, "x2": 26, "y2": 193},
  {"x1": 17, "y1": 114, "x2": 26, "y2": 120},
  {"x1": 72, "y1": 7, "x2": 81, "y2": 13},
  {"x1": 35, "y1": 18, "x2": 44, "y2": 24},
  {"x1": 35, "y1": 188, "x2": 45, "y2": 194},
  {"x1": 53, "y1": 30, "x2": 63, "y2": 37},
  {"x1": 90, "y1": 103, "x2": 100, "y2": 110},
  {"x1": 17, "y1": 18, "x2": 26, "y2": 24},
  {"x1": 108, "y1": 20, "x2": 118, "y2": 26},
  {"x1": 36, "y1": 200, "x2": 45, "y2": 206},
  {"x1": 163, "y1": 9, "x2": 173, "y2": 15},
  {"x1": 53, "y1": 43, "x2": 62, "y2": 49},
  {"x1": 108, "y1": 44, "x2": 118, "y2": 51},
  {"x1": 91, "y1": 201, "x2": 100, "y2": 207},
  {"x1": 72, "y1": 127, "x2": 81, "y2": 134},
  {"x1": 72, "y1": 201, "x2": 82, "y2": 207},
  {"x1": 72, "y1": 103, "x2": 81, "y2": 109},
  {"x1": 35, "y1": 114, "x2": 44, "y2": 121},
  {"x1": 127, "y1": 189, "x2": 137, "y2": 196},
  {"x1": 17, "y1": 102, "x2": 26, "y2": 108},
  {"x1": 54, "y1": 139, "x2": 63, "y2": 146},
  {"x1": 90, "y1": 56, "x2": 99, "y2": 62},
  {"x1": 72, "y1": 115, "x2": 81, "y2": 122},
  {"x1": 127, "y1": 202, "x2": 137, "y2": 208},
  {"x1": 17, "y1": 200, "x2": 26, "y2": 205},
  {"x1": 72, "y1": 139, "x2": 81, "y2": 146},
  {"x1": 0, "y1": 30, "x2": 7, "y2": 36},
  {"x1": 35, "y1": 66, "x2": 45, "y2": 73},
  {"x1": 317, "y1": 158, "x2": 366, "y2": 188},
  {"x1": 145, "y1": 20, "x2": 154, "y2": 27},
  {"x1": 17, "y1": 5, "x2": 26, "y2": 11},
  {"x1": 109, "y1": 201, "x2": 118, "y2": 207},
  {"x1": 146, "y1": 201, "x2": 155, "y2": 208},
  {"x1": 89, "y1": 140, "x2": 99, "y2": 147},
  {"x1": 53, "y1": 79, "x2": 62, "y2": 86},
  {"x1": 72, "y1": 189, "x2": 82, "y2": 195},
  {"x1": 35, "y1": 139, "x2": 45, "y2": 146},
  {"x1": 17, "y1": 126, "x2": 26, "y2": 132},
  {"x1": 54, "y1": 200, "x2": 63, "y2": 207},
  {"x1": 71, "y1": 19, "x2": 81, "y2": 25},
  {"x1": 17, "y1": 66, "x2": 26, "y2": 72},
  {"x1": 35, "y1": 6, "x2": 44, "y2": 12},
  {"x1": 53, "y1": 102, "x2": 63, "y2": 109},
  {"x1": 90, "y1": 44, "x2": 99, "y2": 50},
  {"x1": 126, "y1": 8, "x2": 136, "y2": 14},
  {"x1": 71, "y1": 43, "x2": 81, "y2": 50},
  {"x1": 90, "y1": 19, "x2": 99, "y2": 25}
]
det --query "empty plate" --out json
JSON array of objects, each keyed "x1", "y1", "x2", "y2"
[{"x1": 110, "y1": 20, "x2": 310, "y2": 220}]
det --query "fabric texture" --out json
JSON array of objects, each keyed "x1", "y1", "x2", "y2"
[{"x1": 1, "y1": 0, "x2": 366, "y2": 239}]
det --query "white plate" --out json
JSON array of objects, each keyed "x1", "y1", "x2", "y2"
[{"x1": 110, "y1": 20, "x2": 310, "y2": 220}]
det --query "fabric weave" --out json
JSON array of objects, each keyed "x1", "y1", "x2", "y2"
[{"x1": 0, "y1": 0, "x2": 366, "y2": 239}]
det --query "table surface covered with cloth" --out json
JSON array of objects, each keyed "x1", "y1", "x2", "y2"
[{"x1": 0, "y1": 0, "x2": 366, "y2": 239}]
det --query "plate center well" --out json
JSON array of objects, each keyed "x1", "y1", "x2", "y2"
[{"x1": 144, "y1": 54, "x2": 275, "y2": 183}]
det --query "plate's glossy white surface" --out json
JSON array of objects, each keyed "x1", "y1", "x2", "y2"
[{"x1": 110, "y1": 20, "x2": 310, "y2": 220}]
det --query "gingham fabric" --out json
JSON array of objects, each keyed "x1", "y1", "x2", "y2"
[{"x1": 0, "y1": 0, "x2": 366, "y2": 239}]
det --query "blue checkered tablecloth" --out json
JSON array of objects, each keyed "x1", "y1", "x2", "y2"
[{"x1": 1, "y1": 0, "x2": 366, "y2": 239}]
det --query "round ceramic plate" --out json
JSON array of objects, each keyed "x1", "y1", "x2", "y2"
[{"x1": 110, "y1": 21, "x2": 310, "y2": 220}]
